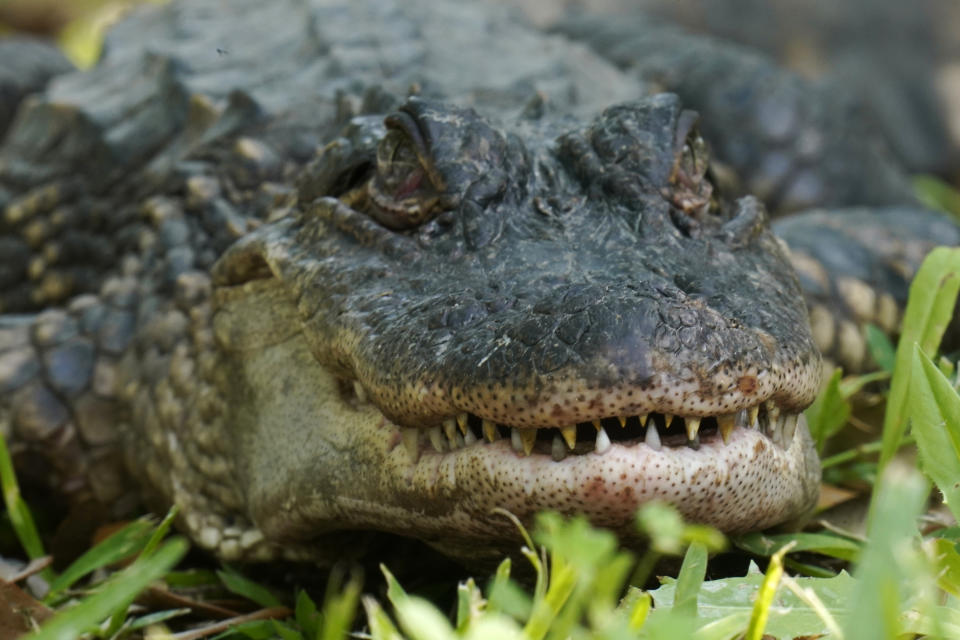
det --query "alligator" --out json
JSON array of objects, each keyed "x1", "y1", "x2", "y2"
[{"x1": 0, "y1": 0, "x2": 957, "y2": 566}]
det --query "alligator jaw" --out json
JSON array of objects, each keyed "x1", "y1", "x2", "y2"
[
  {"x1": 230, "y1": 314, "x2": 819, "y2": 560},
  {"x1": 313, "y1": 387, "x2": 821, "y2": 558}
]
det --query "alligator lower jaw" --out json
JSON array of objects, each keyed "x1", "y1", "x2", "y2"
[{"x1": 378, "y1": 410, "x2": 818, "y2": 537}]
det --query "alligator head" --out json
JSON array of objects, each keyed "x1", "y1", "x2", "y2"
[{"x1": 212, "y1": 94, "x2": 821, "y2": 563}]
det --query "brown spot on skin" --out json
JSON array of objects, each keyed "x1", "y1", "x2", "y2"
[{"x1": 737, "y1": 375, "x2": 757, "y2": 394}]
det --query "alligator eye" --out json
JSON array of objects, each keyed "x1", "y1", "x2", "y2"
[
  {"x1": 366, "y1": 111, "x2": 445, "y2": 229},
  {"x1": 668, "y1": 110, "x2": 715, "y2": 217}
]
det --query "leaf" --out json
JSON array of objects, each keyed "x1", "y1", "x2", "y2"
[
  {"x1": 651, "y1": 570, "x2": 857, "y2": 639},
  {"x1": 914, "y1": 174, "x2": 960, "y2": 217},
  {"x1": 735, "y1": 531, "x2": 861, "y2": 562},
  {"x1": 864, "y1": 324, "x2": 896, "y2": 373},
  {"x1": 618, "y1": 587, "x2": 651, "y2": 631},
  {"x1": 392, "y1": 596, "x2": 456, "y2": 640},
  {"x1": 295, "y1": 590, "x2": 320, "y2": 639},
  {"x1": 362, "y1": 595, "x2": 403, "y2": 640},
  {"x1": 908, "y1": 345, "x2": 960, "y2": 520},
  {"x1": 674, "y1": 542, "x2": 708, "y2": 617},
  {"x1": 926, "y1": 538, "x2": 960, "y2": 598},
  {"x1": 320, "y1": 569, "x2": 361, "y2": 640},
  {"x1": 880, "y1": 247, "x2": 960, "y2": 470},
  {"x1": 455, "y1": 578, "x2": 484, "y2": 633},
  {"x1": 804, "y1": 367, "x2": 850, "y2": 453}
]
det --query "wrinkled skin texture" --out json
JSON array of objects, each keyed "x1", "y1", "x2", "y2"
[{"x1": 0, "y1": 0, "x2": 955, "y2": 564}]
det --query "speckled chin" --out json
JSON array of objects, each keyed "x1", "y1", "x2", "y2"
[{"x1": 372, "y1": 406, "x2": 820, "y2": 543}]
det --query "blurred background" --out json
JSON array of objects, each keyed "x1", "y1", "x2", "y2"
[
  {"x1": 0, "y1": 0, "x2": 162, "y2": 68},
  {"x1": 1, "y1": 0, "x2": 959, "y2": 183}
]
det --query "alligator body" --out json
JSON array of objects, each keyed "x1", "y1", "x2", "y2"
[{"x1": 0, "y1": 0, "x2": 956, "y2": 565}]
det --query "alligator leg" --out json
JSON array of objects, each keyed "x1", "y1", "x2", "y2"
[
  {"x1": 773, "y1": 207, "x2": 960, "y2": 372},
  {"x1": 0, "y1": 297, "x2": 133, "y2": 515}
]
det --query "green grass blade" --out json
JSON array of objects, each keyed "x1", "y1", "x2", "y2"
[
  {"x1": 363, "y1": 595, "x2": 403, "y2": 640},
  {"x1": 864, "y1": 324, "x2": 897, "y2": 373},
  {"x1": 124, "y1": 607, "x2": 192, "y2": 632},
  {"x1": 908, "y1": 345, "x2": 960, "y2": 520},
  {"x1": 0, "y1": 432, "x2": 47, "y2": 565},
  {"x1": 28, "y1": 537, "x2": 189, "y2": 640},
  {"x1": 804, "y1": 368, "x2": 850, "y2": 453},
  {"x1": 619, "y1": 587, "x2": 651, "y2": 631},
  {"x1": 295, "y1": 590, "x2": 320, "y2": 638},
  {"x1": 914, "y1": 174, "x2": 960, "y2": 217},
  {"x1": 674, "y1": 542, "x2": 707, "y2": 617},
  {"x1": 845, "y1": 465, "x2": 929, "y2": 640},
  {"x1": 46, "y1": 518, "x2": 155, "y2": 598},
  {"x1": 735, "y1": 531, "x2": 861, "y2": 562},
  {"x1": 218, "y1": 566, "x2": 284, "y2": 609},
  {"x1": 880, "y1": 247, "x2": 960, "y2": 470},
  {"x1": 321, "y1": 569, "x2": 362, "y2": 640},
  {"x1": 140, "y1": 505, "x2": 179, "y2": 557},
  {"x1": 745, "y1": 542, "x2": 794, "y2": 640}
]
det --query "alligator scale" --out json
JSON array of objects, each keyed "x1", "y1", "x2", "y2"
[{"x1": 0, "y1": 0, "x2": 957, "y2": 564}]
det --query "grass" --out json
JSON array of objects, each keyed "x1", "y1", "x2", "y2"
[{"x1": 6, "y1": 181, "x2": 960, "y2": 637}]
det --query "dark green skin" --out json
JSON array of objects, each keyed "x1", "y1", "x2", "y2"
[{"x1": 0, "y1": 0, "x2": 954, "y2": 563}]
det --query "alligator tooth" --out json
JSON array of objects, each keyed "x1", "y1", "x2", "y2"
[
  {"x1": 402, "y1": 429, "x2": 419, "y2": 460},
  {"x1": 735, "y1": 409, "x2": 748, "y2": 428},
  {"x1": 594, "y1": 426, "x2": 611, "y2": 454},
  {"x1": 519, "y1": 428, "x2": 537, "y2": 456},
  {"x1": 592, "y1": 420, "x2": 603, "y2": 431},
  {"x1": 443, "y1": 419, "x2": 458, "y2": 444},
  {"x1": 664, "y1": 414, "x2": 675, "y2": 429},
  {"x1": 748, "y1": 405, "x2": 759, "y2": 427},
  {"x1": 551, "y1": 434, "x2": 567, "y2": 461},
  {"x1": 429, "y1": 427, "x2": 447, "y2": 453},
  {"x1": 456, "y1": 413, "x2": 469, "y2": 436},
  {"x1": 766, "y1": 401, "x2": 780, "y2": 423},
  {"x1": 353, "y1": 381, "x2": 368, "y2": 403},
  {"x1": 717, "y1": 414, "x2": 736, "y2": 444},
  {"x1": 560, "y1": 425, "x2": 577, "y2": 450},
  {"x1": 482, "y1": 419, "x2": 499, "y2": 443},
  {"x1": 782, "y1": 414, "x2": 798, "y2": 444},
  {"x1": 617, "y1": 416, "x2": 627, "y2": 428},
  {"x1": 685, "y1": 417, "x2": 701, "y2": 441},
  {"x1": 767, "y1": 416, "x2": 782, "y2": 446},
  {"x1": 644, "y1": 423, "x2": 661, "y2": 451},
  {"x1": 463, "y1": 429, "x2": 478, "y2": 445},
  {"x1": 638, "y1": 414, "x2": 649, "y2": 427},
  {"x1": 511, "y1": 428, "x2": 524, "y2": 453},
  {"x1": 453, "y1": 431, "x2": 466, "y2": 449}
]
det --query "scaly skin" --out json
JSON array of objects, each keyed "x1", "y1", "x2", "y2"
[{"x1": 0, "y1": 0, "x2": 955, "y2": 564}]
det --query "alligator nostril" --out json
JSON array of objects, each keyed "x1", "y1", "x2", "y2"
[{"x1": 720, "y1": 195, "x2": 768, "y2": 247}]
